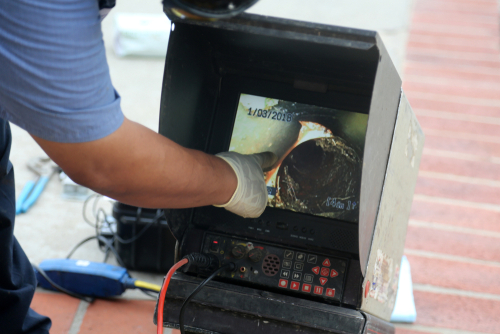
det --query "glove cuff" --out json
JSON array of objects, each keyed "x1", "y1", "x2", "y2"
[{"x1": 213, "y1": 154, "x2": 240, "y2": 208}]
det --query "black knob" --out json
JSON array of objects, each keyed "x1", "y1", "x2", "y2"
[
  {"x1": 248, "y1": 248, "x2": 264, "y2": 263},
  {"x1": 231, "y1": 245, "x2": 246, "y2": 259}
]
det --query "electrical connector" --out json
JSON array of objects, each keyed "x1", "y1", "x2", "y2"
[
  {"x1": 34, "y1": 259, "x2": 160, "y2": 298},
  {"x1": 97, "y1": 216, "x2": 116, "y2": 248},
  {"x1": 180, "y1": 253, "x2": 219, "y2": 273}
]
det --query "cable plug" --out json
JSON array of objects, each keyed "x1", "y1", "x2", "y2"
[
  {"x1": 122, "y1": 276, "x2": 137, "y2": 290},
  {"x1": 180, "y1": 253, "x2": 219, "y2": 273}
]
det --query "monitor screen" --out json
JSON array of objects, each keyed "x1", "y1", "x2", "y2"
[{"x1": 229, "y1": 94, "x2": 368, "y2": 223}]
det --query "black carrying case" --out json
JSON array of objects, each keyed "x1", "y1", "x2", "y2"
[{"x1": 113, "y1": 202, "x2": 176, "y2": 273}]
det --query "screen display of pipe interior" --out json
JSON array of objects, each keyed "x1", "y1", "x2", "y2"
[{"x1": 229, "y1": 94, "x2": 368, "y2": 223}]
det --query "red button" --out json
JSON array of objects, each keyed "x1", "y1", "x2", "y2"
[
  {"x1": 312, "y1": 266, "x2": 320, "y2": 275},
  {"x1": 319, "y1": 277, "x2": 328, "y2": 285},
  {"x1": 326, "y1": 288, "x2": 335, "y2": 298},
  {"x1": 302, "y1": 284, "x2": 312, "y2": 293},
  {"x1": 313, "y1": 286, "x2": 324, "y2": 295},
  {"x1": 330, "y1": 269, "x2": 339, "y2": 278},
  {"x1": 322, "y1": 258, "x2": 331, "y2": 267},
  {"x1": 320, "y1": 267, "x2": 329, "y2": 276},
  {"x1": 290, "y1": 281, "x2": 300, "y2": 291},
  {"x1": 278, "y1": 279, "x2": 288, "y2": 288}
]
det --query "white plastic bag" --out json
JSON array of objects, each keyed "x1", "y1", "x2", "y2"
[{"x1": 113, "y1": 13, "x2": 171, "y2": 57}]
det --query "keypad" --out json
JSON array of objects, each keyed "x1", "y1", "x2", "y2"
[
  {"x1": 202, "y1": 234, "x2": 345, "y2": 302},
  {"x1": 278, "y1": 250, "x2": 344, "y2": 300}
]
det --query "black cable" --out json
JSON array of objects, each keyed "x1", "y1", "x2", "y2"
[
  {"x1": 83, "y1": 195, "x2": 165, "y2": 247},
  {"x1": 92, "y1": 194, "x2": 103, "y2": 218},
  {"x1": 66, "y1": 235, "x2": 125, "y2": 269},
  {"x1": 32, "y1": 263, "x2": 94, "y2": 303},
  {"x1": 96, "y1": 235, "x2": 127, "y2": 268},
  {"x1": 82, "y1": 194, "x2": 100, "y2": 227},
  {"x1": 66, "y1": 236, "x2": 97, "y2": 259},
  {"x1": 137, "y1": 287, "x2": 160, "y2": 293},
  {"x1": 179, "y1": 263, "x2": 234, "y2": 334},
  {"x1": 140, "y1": 289, "x2": 158, "y2": 299},
  {"x1": 103, "y1": 247, "x2": 111, "y2": 263},
  {"x1": 105, "y1": 210, "x2": 164, "y2": 245},
  {"x1": 72, "y1": 207, "x2": 163, "y2": 261}
]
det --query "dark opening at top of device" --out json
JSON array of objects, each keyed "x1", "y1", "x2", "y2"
[{"x1": 229, "y1": 94, "x2": 368, "y2": 223}]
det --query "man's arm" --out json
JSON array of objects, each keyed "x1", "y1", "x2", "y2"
[
  {"x1": 1, "y1": 1, "x2": 273, "y2": 217},
  {"x1": 32, "y1": 117, "x2": 238, "y2": 209}
]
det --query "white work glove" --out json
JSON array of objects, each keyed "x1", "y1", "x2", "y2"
[{"x1": 215, "y1": 151, "x2": 278, "y2": 218}]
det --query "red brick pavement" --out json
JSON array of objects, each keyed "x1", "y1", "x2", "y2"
[
  {"x1": 410, "y1": 201, "x2": 500, "y2": 232},
  {"x1": 398, "y1": 0, "x2": 500, "y2": 333},
  {"x1": 31, "y1": 292, "x2": 81, "y2": 334},
  {"x1": 78, "y1": 299, "x2": 158, "y2": 334},
  {"x1": 412, "y1": 292, "x2": 500, "y2": 333},
  {"x1": 407, "y1": 254, "x2": 500, "y2": 296}
]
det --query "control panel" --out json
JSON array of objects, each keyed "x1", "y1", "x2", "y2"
[{"x1": 200, "y1": 233, "x2": 348, "y2": 303}]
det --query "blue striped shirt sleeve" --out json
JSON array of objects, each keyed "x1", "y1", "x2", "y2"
[{"x1": 0, "y1": 0, "x2": 124, "y2": 143}]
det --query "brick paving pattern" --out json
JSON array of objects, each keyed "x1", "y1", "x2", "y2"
[
  {"x1": 78, "y1": 299, "x2": 158, "y2": 334},
  {"x1": 29, "y1": 0, "x2": 500, "y2": 333},
  {"x1": 31, "y1": 293, "x2": 80, "y2": 334},
  {"x1": 398, "y1": 0, "x2": 500, "y2": 333}
]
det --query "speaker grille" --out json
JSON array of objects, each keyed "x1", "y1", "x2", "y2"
[
  {"x1": 329, "y1": 229, "x2": 358, "y2": 253},
  {"x1": 262, "y1": 254, "x2": 280, "y2": 276}
]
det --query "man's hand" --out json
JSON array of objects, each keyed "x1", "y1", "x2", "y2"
[
  {"x1": 215, "y1": 152, "x2": 278, "y2": 218},
  {"x1": 31, "y1": 118, "x2": 238, "y2": 209}
]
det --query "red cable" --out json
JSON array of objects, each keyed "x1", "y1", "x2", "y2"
[{"x1": 157, "y1": 258, "x2": 189, "y2": 334}]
